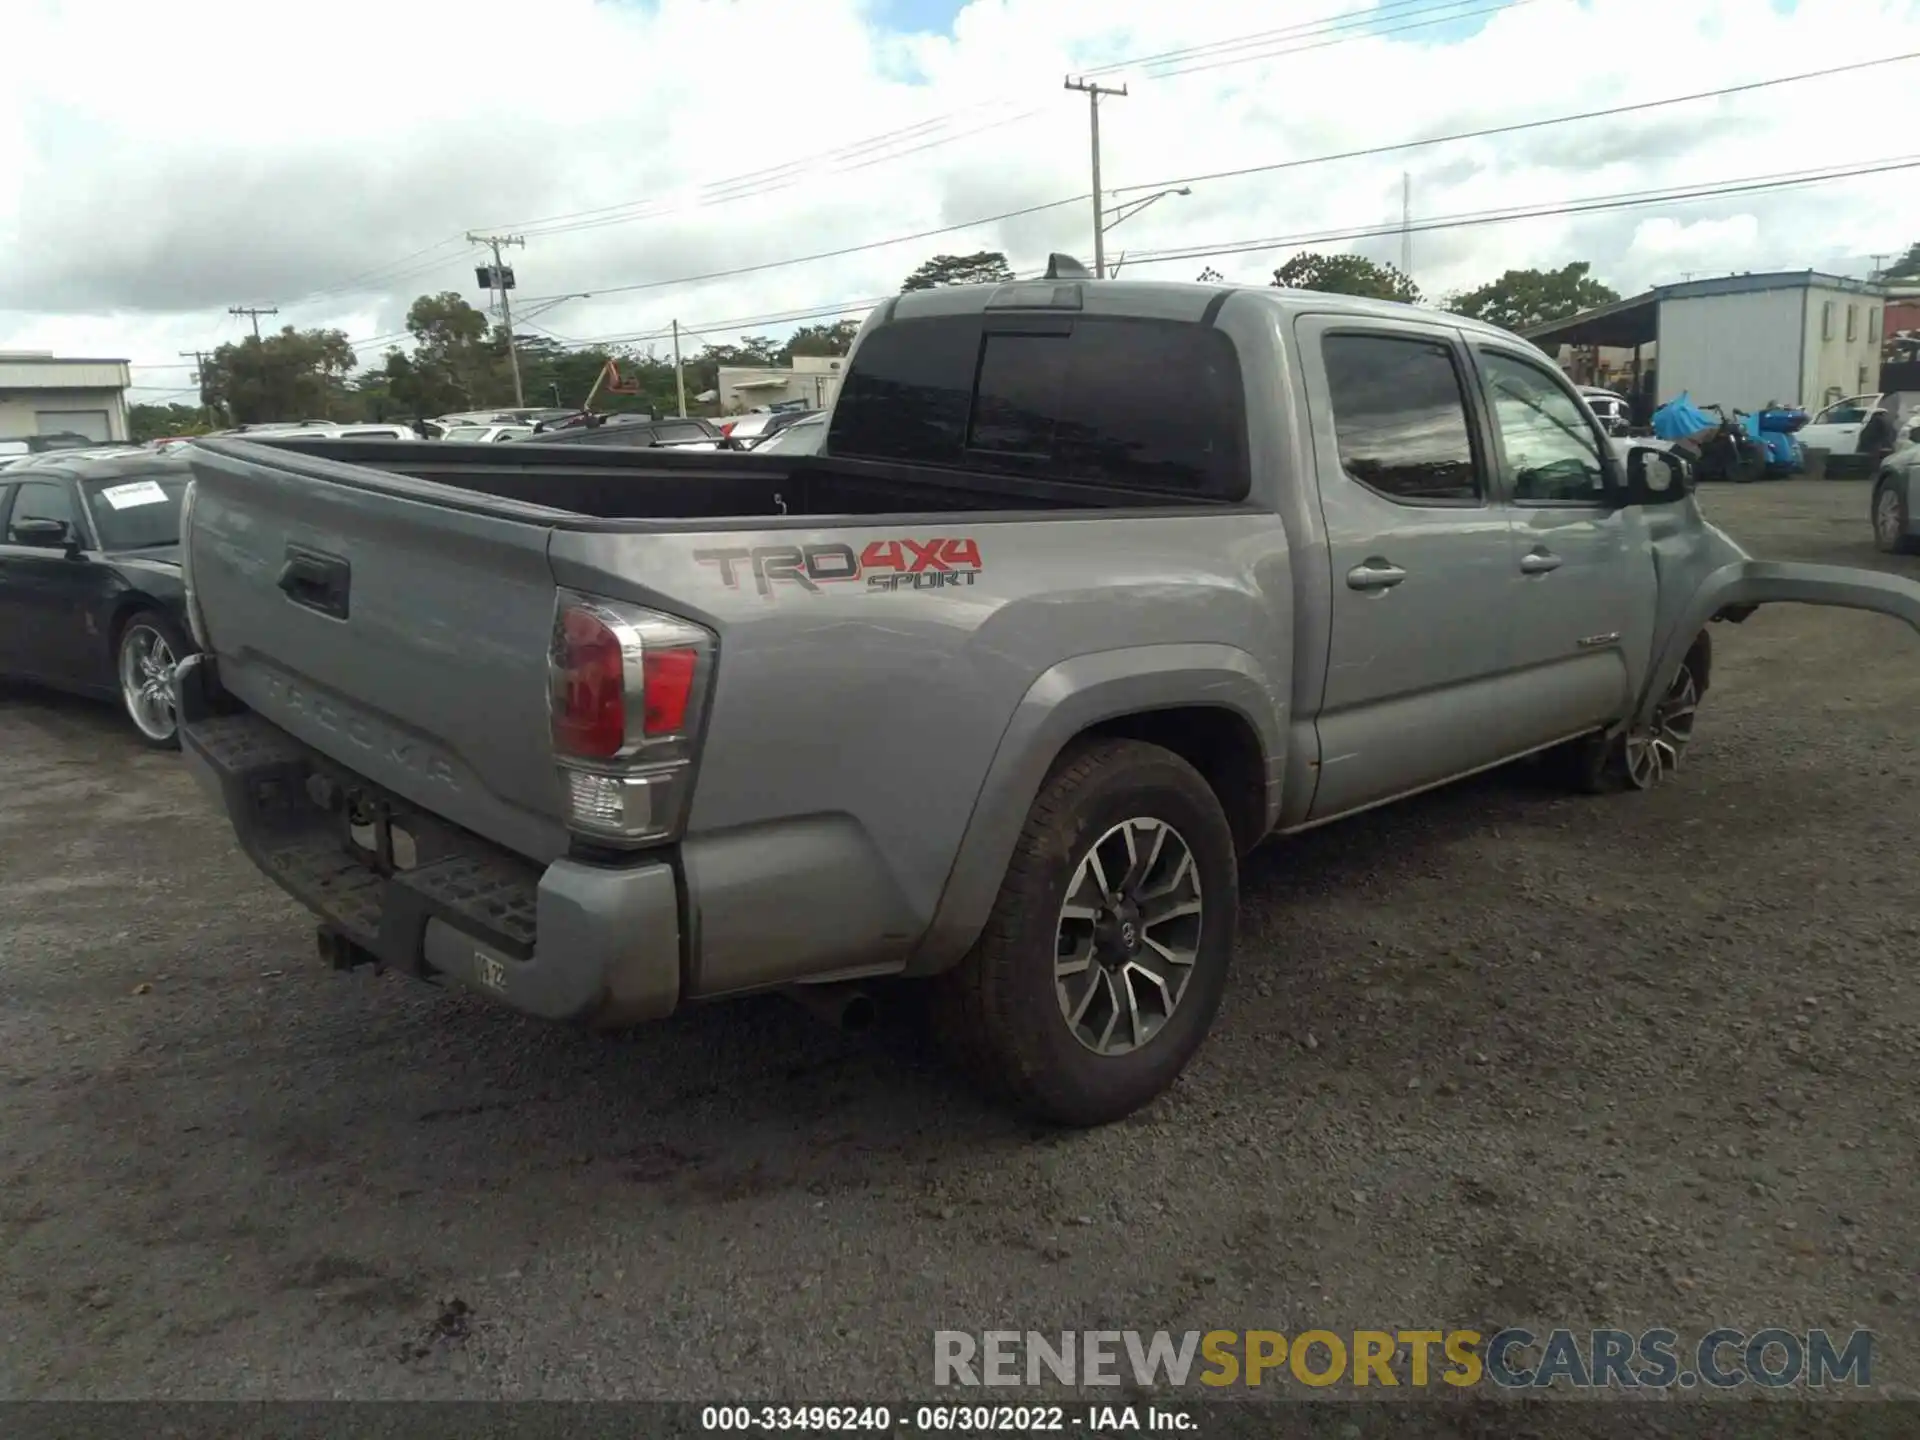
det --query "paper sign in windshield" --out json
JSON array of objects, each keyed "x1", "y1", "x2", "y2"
[{"x1": 99, "y1": 480, "x2": 169, "y2": 510}]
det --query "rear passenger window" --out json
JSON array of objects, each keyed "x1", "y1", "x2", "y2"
[
  {"x1": 832, "y1": 314, "x2": 1247, "y2": 500},
  {"x1": 1321, "y1": 334, "x2": 1481, "y2": 503},
  {"x1": 829, "y1": 317, "x2": 980, "y2": 466}
]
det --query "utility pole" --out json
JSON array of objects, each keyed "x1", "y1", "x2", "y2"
[
  {"x1": 228, "y1": 306, "x2": 277, "y2": 340},
  {"x1": 1870, "y1": 252, "x2": 1889, "y2": 282},
  {"x1": 1065, "y1": 76, "x2": 1126, "y2": 279},
  {"x1": 1400, "y1": 173, "x2": 1413, "y2": 281},
  {"x1": 468, "y1": 232, "x2": 527, "y2": 407},
  {"x1": 179, "y1": 350, "x2": 213, "y2": 427},
  {"x1": 671, "y1": 320, "x2": 688, "y2": 418}
]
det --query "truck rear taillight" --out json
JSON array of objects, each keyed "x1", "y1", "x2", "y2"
[
  {"x1": 551, "y1": 608, "x2": 626, "y2": 759},
  {"x1": 548, "y1": 593, "x2": 715, "y2": 847},
  {"x1": 642, "y1": 647, "x2": 697, "y2": 735}
]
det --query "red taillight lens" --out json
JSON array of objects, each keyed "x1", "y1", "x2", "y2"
[
  {"x1": 642, "y1": 647, "x2": 697, "y2": 735},
  {"x1": 720, "y1": 421, "x2": 737, "y2": 436},
  {"x1": 552, "y1": 608, "x2": 626, "y2": 758}
]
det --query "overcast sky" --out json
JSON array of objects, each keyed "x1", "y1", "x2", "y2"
[{"x1": 1, "y1": 0, "x2": 1914, "y2": 406}]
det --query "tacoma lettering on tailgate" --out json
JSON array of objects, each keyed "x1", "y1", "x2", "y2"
[{"x1": 693, "y1": 538, "x2": 983, "y2": 598}]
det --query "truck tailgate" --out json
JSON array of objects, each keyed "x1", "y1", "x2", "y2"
[{"x1": 185, "y1": 440, "x2": 571, "y2": 863}]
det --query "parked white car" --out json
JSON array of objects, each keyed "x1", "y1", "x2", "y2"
[
  {"x1": 1799, "y1": 392, "x2": 1920, "y2": 477},
  {"x1": 441, "y1": 424, "x2": 535, "y2": 444},
  {"x1": 1579, "y1": 386, "x2": 1634, "y2": 436}
]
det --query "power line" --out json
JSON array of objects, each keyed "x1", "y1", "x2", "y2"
[
  {"x1": 515, "y1": 194, "x2": 1088, "y2": 305},
  {"x1": 1121, "y1": 155, "x2": 1920, "y2": 270},
  {"x1": 128, "y1": 149, "x2": 1916, "y2": 375},
  {"x1": 1074, "y1": 0, "x2": 1508, "y2": 78},
  {"x1": 1106, "y1": 0, "x2": 1536, "y2": 81},
  {"x1": 518, "y1": 51, "x2": 1919, "y2": 317},
  {"x1": 1110, "y1": 49, "x2": 1920, "y2": 198},
  {"x1": 564, "y1": 157, "x2": 1920, "y2": 348},
  {"x1": 465, "y1": 0, "x2": 1524, "y2": 246}
]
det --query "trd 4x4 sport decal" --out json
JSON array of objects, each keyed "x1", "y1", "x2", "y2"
[{"x1": 693, "y1": 538, "x2": 983, "y2": 597}]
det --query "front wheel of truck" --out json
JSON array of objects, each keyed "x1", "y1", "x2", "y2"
[{"x1": 930, "y1": 738, "x2": 1238, "y2": 1127}]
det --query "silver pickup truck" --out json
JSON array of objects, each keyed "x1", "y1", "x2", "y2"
[{"x1": 172, "y1": 277, "x2": 1920, "y2": 1126}]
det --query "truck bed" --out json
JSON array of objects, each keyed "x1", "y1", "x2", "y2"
[{"x1": 231, "y1": 435, "x2": 1163, "y2": 523}]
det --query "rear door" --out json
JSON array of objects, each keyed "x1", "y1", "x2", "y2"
[
  {"x1": 185, "y1": 441, "x2": 574, "y2": 863},
  {"x1": 1468, "y1": 342, "x2": 1655, "y2": 747},
  {"x1": 1294, "y1": 314, "x2": 1520, "y2": 821}
]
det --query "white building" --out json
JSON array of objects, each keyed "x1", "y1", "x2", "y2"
[
  {"x1": 715, "y1": 353, "x2": 845, "y2": 414},
  {"x1": 0, "y1": 352, "x2": 134, "y2": 443},
  {"x1": 1527, "y1": 271, "x2": 1887, "y2": 416}
]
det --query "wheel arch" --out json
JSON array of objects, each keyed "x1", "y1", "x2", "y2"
[
  {"x1": 103, "y1": 591, "x2": 181, "y2": 665},
  {"x1": 1636, "y1": 559, "x2": 1920, "y2": 727},
  {"x1": 904, "y1": 644, "x2": 1284, "y2": 977}
]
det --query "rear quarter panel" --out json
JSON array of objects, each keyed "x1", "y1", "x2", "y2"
[{"x1": 550, "y1": 509, "x2": 1293, "y2": 994}]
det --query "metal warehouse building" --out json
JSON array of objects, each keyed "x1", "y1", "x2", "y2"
[
  {"x1": 1527, "y1": 271, "x2": 1888, "y2": 418},
  {"x1": 0, "y1": 352, "x2": 133, "y2": 445}
]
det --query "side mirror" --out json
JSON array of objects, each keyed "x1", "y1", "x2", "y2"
[
  {"x1": 12, "y1": 517, "x2": 77, "y2": 550},
  {"x1": 1625, "y1": 445, "x2": 1690, "y2": 505}
]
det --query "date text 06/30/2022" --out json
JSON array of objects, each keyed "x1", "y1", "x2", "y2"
[{"x1": 700, "y1": 1405, "x2": 1195, "y2": 1432}]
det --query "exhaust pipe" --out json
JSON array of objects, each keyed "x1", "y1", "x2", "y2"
[{"x1": 783, "y1": 981, "x2": 878, "y2": 1034}]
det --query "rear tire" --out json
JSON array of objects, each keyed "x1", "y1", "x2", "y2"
[{"x1": 929, "y1": 738, "x2": 1238, "y2": 1127}]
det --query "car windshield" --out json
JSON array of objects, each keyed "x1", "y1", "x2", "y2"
[
  {"x1": 82, "y1": 474, "x2": 189, "y2": 550},
  {"x1": 444, "y1": 426, "x2": 491, "y2": 441}
]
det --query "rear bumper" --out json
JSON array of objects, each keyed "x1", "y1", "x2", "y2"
[{"x1": 173, "y1": 653, "x2": 682, "y2": 1025}]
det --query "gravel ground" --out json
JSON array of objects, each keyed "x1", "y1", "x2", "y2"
[{"x1": 1, "y1": 478, "x2": 1916, "y2": 1404}]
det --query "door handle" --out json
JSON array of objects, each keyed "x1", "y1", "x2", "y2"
[
  {"x1": 1345, "y1": 559, "x2": 1407, "y2": 591},
  {"x1": 277, "y1": 544, "x2": 352, "y2": 620},
  {"x1": 1520, "y1": 549, "x2": 1563, "y2": 575}
]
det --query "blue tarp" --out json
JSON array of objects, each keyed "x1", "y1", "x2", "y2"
[{"x1": 1652, "y1": 392, "x2": 1717, "y2": 441}]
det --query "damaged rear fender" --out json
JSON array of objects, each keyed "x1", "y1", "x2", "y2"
[{"x1": 1638, "y1": 559, "x2": 1920, "y2": 727}]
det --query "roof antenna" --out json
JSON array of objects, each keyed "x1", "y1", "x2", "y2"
[{"x1": 1045, "y1": 253, "x2": 1093, "y2": 281}]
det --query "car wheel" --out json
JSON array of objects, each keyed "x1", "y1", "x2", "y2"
[
  {"x1": 1873, "y1": 480, "x2": 1917, "y2": 555},
  {"x1": 929, "y1": 738, "x2": 1238, "y2": 1127},
  {"x1": 115, "y1": 609, "x2": 191, "y2": 749}
]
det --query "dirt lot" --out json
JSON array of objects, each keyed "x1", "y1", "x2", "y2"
[{"x1": 1, "y1": 478, "x2": 1917, "y2": 1402}]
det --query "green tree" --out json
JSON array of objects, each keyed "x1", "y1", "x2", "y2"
[
  {"x1": 201, "y1": 326, "x2": 357, "y2": 424},
  {"x1": 1197, "y1": 267, "x2": 1225, "y2": 283},
  {"x1": 382, "y1": 291, "x2": 505, "y2": 415},
  {"x1": 901, "y1": 251, "x2": 1014, "y2": 292},
  {"x1": 1444, "y1": 262, "x2": 1619, "y2": 334},
  {"x1": 1272, "y1": 252, "x2": 1422, "y2": 304},
  {"x1": 781, "y1": 319, "x2": 860, "y2": 359},
  {"x1": 1881, "y1": 243, "x2": 1920, "y2": 282},
  {"x1": 128, "y1": 403, "x2": 210, "y2": 443}
]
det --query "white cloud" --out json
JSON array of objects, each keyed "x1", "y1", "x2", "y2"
[{"x1": 0, "y1": 0, "x2": 1914, "y2": 404}]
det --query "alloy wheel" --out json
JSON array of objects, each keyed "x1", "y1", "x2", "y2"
[
  {"x1": 1054, "y1": 817, "x2": 1205, "y2": 1056},
  {"x1": 1622, "y1": 662, "x2": 1699, "y2": 789},
  {"x1": 119, "y1": 624, "x2": 178, "y2": 742}
]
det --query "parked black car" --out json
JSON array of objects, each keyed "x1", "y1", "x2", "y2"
[{"x1": 0, "y1": 452, "x2": 196, "y2": 747}]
